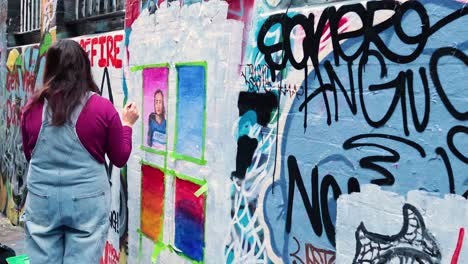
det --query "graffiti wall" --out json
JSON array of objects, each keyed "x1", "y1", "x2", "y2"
[
  {"x1": 0, "y1": 0, "x2": 55, "y2": 226},
  {"x1": 41, "y1": 0, "x2": 57, "y2": 39},
  {"x1": 0, "y1": 0, "x2": 5, "y2": 91},
  {"x1": 233, "y1": 0, "x2": 468, "y2": 263},
  {"x1": 0, "y1": 42, "x2": 48, "y2": 224},
  {"x1": 125, "y1": 1, "x2": 243, "y2": 263},
  {"x1": 121, "y1": 0, "x2": 467, "y2": 263}
]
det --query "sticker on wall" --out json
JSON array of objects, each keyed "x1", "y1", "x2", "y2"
[
  {"x1": 142, "y1": 66, "x2": 169, "y2": 155},
  {"x1": 173, "y1": 62, "x2": 207, "y2": 165},
  {"x1": 141, "y1": 164, "x2": 165, "y2": 241},
  {"x1": 174, "y1": 177, "x2": 206, "y2": 262}
]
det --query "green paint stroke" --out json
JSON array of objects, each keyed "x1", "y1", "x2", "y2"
[
  {"x1": 15, "y1": 53, "x2": 23, "y2": 67},
  {"x1": 131, "y1": 63, "x2": 171, "y2": 72},
  {"x1": 194, "y1": 182, "x2": 208, "y2": 197},
  {"x1": 170, "y1": 153, "x2": 207, "y2": 166},
  {"x1": 139, "y1": 159, "x2": 165, "y2": 172},
  {"x1": 166, "y1": 169, "x2": 206, "y2": 186},
  {"x1": 138, "y1": 229, "x2": 143, "y2": 261},
  {"x1": 151, "y1": 241, "x2": 167, "y2": 263},
  {"x1": 140, "y1": 156, "x2": 206, "y2": 187},
  {"x1": 140, "y1": 145, "x2": 167, "y2": 156},
  {"x1": 40, "y1": 33, "x2": 52, "y2": 56}
]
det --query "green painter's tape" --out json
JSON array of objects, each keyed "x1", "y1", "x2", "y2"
[
  {"x1": 140, "y1": 145, "x2": 167, "y2": 156},
  {"x1": 164, "y1": 244, "x2": 203, "y2": 264},
  {"x1": 139, "y1": 159, "x2": 165, "y2": 172},
  {"x1": 151, "y1": 241, "x2": 167, "y2": 263},
  {"x1": 131, "y1": 63, "x2": 170, "y2": 72},
  {"x1": 166, "y1": 170, "x2": 206, "y2": 186},
  {"x1": 194, "y1": 182, "x2": 208, "y2": 197},
  {"x1": 138, "y1": 230, "x2": 143, "y2": 261},
  {"x1": 170, "y1": 153, "x2": 207, "y2": 166}
]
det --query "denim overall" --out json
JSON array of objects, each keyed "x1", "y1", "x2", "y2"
[{"x1": 24, "y1": 92, "x2": 110, "y2": 264}]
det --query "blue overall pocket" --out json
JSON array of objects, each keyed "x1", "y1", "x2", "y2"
[
  {"x1": 25, "y1": 188, "x2": 50, "y2": 226},
  {"x1": 72, "y1": 190, "x2": 109, "y2": 228}
]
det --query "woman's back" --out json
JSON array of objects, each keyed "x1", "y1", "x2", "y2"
[
  {"x1": 22, "y1": 93, "x2": 132, "y2": 167},
  {"x1": 19, "y1": 39, "x2": 139, "y2": 264}
]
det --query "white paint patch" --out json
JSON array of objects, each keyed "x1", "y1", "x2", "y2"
[{"x1": 127, "y1": 2, "x2": 243, "y2": 263}]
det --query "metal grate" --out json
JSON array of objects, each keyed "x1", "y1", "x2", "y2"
[
  {"x1": 75, "y1": 0, "x2": 125, "y2": 19},
  {"x1": 20, "y1": 0, "x2": 41, "y2": 33}
]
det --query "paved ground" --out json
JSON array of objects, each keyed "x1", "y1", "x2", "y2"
[{"x1": 0, "y1": 214, "x2": 24, "y2": 255}]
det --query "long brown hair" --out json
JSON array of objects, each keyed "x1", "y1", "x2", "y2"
[{"x1": 24, "y1": 39, "x2": 99, "y2": 126}]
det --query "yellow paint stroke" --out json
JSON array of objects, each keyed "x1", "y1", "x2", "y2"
[{"x1": 6, "y1": 49, "x2": 20, "y2": 72}]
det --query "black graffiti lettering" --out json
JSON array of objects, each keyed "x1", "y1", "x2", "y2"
[
  {"x1": 241, "y1": 64, "x2": 305, "y2": 97},
  {"x1": 347, "y1": 177, "x2": 360, "y2": 193},
  {"x1": 430, "y1": 47, "x2": 468, "y2": 121},
  {"x1": 286, "y1": 156, "x2": 322, "y2": 235},
  {"x1": 297, "y1": 52, "x2": 436, "y2": 136},
  {"x1": 407, "y1": 68, "x2": 430, "y2": 133},
  {"x1": 330, "y1": 4, "x2": 366, "y2": 65},
  {"x1": 320, "y1": 175, "x2": 341, "y2": 247},
  {"x1": 99, "y1": 67, "x2": 115, "y2": 182},
  {"x1": 299, "y1": 54, "x2": 438, "y2": 137},
  {"x1": 258, "y1": 1, "x2": 467, "y2": 131},
  {"x1": 343, "y1": 134, "x2": 426, "y2": 186},
  {"x1": 109, "y1": 210, "x2": 119, "y2": 233},
  {"x1": 447, "y1": 126, "x2": 468, "y2": 164},
  {"x1": 435, "y1": 147, "x2": 455, "y2": 195},
  {"x1": 428, "y1": 7, "x2": 468, "y2": 35},
  {"x1": 258, "y1": 1, "x2": 436, "y2": 73},
  {"x1": 359, "y1": 51, "x2": 398, "y2": 129},
  {"x1": 252, "y1": 0, "x2": 467, "y2": 256},
  {"x1": 286, "y1": 155, "x2": 360, "y2": 245},
  {"x1": 284, "y1": 15, "x2": 311, "y2": 69},
  {"x1": 303, "y1": 64, "x2": 308, "y2": 130},
  {"x1": 257, "y1": 14, "x2": 288, "y2": 80},
  {"x1": 241, "y1": 64, "x2": 274, "y2": 93},
  {"x1": 368, "y1": 1, "x2": 430, "y2": 64}
]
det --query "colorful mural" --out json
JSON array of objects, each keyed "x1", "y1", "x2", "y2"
[
  {"x1": 0, "y1": 41, "x2": 49, "y2": 224},
  {"x1": 232, "y1": 0, "x2": 468, "y2": 263},
  {"x1": 125, "y1": 1, "x2": 243, "y2": 263}
]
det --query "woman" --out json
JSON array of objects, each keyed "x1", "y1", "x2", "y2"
[
  {"x1": 147, "y1": 89, "x2": 166, "y2": 149},
  {"x1": 20, "y1": 40, "x2": 139, "y2": 263}
]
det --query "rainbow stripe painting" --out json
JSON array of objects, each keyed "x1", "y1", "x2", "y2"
[
  {"x1": 174, "y1": 178, "x2": 205, "y2": 262},
  {"x1": 141, "y1": 164, "x2": 165, "y2": 241}
]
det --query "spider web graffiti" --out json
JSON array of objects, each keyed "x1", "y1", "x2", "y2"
[
  {"x1": 353, "y1": 204, "x2": 441, "y2": 264},
  {"x1": 224, "y1": 109, "x2": 278, "y2": 264}
]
